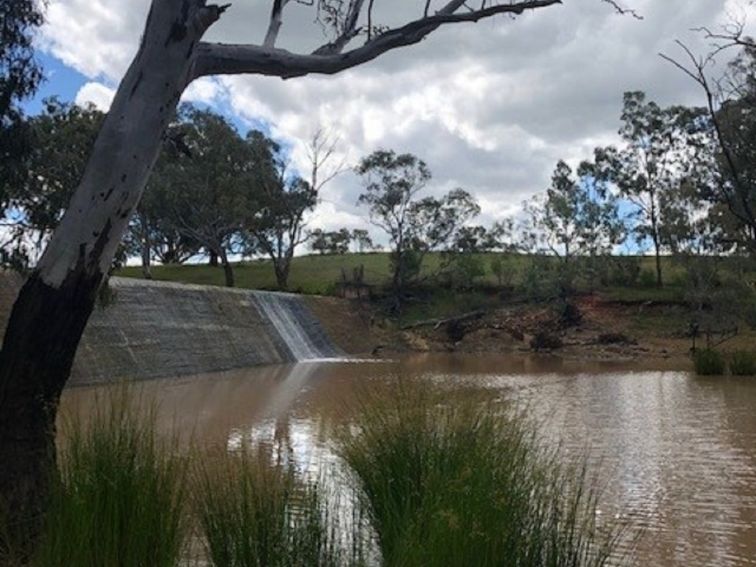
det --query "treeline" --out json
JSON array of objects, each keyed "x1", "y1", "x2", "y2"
[
  {"x1": 1, "y1": 49, "x2": 754, "y2": 305},
  {"x1": 0, "y1": 102, "x2": 333, "y2": 290}
]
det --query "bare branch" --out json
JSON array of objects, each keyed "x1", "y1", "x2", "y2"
[
  {"x1": 193, "y1": 0, "x2": 562, "y2": 80},
  {"x1": 601, "y1": 0, "x2": 642, "y2": 20},
  {"x1": 313, "y1": 0, "x2": 368, "y2": 55},
  {"x1": 263, "y1": 0, "x2": 291, "y2": 48}
]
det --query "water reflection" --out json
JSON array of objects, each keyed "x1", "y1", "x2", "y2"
[{"x1": 61, "y1": 354, "x2": 756, "y2": 566}]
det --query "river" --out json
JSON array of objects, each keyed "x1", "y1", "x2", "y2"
[{"x1": 61, "y1": 353, "x2": 756, "y2": 566}]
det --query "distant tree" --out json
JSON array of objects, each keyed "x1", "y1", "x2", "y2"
[
  {"x1": 351, "y1": 229, "x2": 376, "y2": 253},
  {"x1": 3, "y1": 99, "x2": 103, "y2": 267},
  {"x1": 309, "y1": 229, "x2": 329, "y2": 255},
  {"x1": 357, "y1": 150, "x2": 479, "y2": 308},
  {"x1": 662, "y1": 23, "x2": 756, "y2": 255},
  {"x1": 159, "y1": 106, "x2": 259, "y2": 287},
  {"x1": 0, "y1": 0, "x2": 45, "y2": 226},
  {"x1": 243, "y1": 130, "x2": 333, "y2": 290},
  {"x1": 522, "y1": 160, "x2": 624, "y2": 263},
  {"x1": 308, "y1": 228, "x2": 351, "y2": 255},
  {"x1": 591, "y1": 92, "x2": 708, "y2": 285}
]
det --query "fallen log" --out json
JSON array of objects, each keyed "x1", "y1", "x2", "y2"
[{"x1": 401, "y1": 310, "x2": 487, "y2": 330}]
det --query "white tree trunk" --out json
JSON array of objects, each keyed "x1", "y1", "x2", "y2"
[{"x1": 0, "y1": 0, "x2": 222, "y2": 547}]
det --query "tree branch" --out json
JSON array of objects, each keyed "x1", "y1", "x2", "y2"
[
  {"x1": 263, "y1": 0, "x2": 291, "y2": 48},
  {"x1": 193, "y1": 0, "x2": 562, "y2": 80}
]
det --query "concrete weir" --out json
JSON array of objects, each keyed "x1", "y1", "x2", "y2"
[{"x1": 0, "y1": 273, "x2": 362, "y2": 386}]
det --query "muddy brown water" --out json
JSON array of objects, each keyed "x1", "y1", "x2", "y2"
[{"x1": 60, "y1": 354, "x2": 756, "y2": 566}]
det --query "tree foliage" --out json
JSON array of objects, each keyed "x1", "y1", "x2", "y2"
[
  {"x1": 0, "y1": 0, "x2": 45, "y2": 210},
  {"x1": 357, "y1": 149, "x2": 480, "y2": 306},
  {"x1": 590, "y1": 92, "x2": 709, "y2": 285}
]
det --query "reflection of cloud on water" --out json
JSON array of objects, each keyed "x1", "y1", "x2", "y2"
[{"x1": 225, "y1": 362, "x2": 341, "y2": 481}]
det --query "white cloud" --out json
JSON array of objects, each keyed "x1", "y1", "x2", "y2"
[
  {"x1": 74, "y1": 81, "x2": 115, "y2": 111},
  {"x1": 38, "y1": 0, "x2": 756, "y2": 241}
]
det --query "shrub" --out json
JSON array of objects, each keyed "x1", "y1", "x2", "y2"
[
  {"x1": 194, "y1": 449, "x2": 358, "y2": 567},
  {"x1": 730, "y1": 351, "x2": 756, "y2": 376},
  {"x1": 33, "y1": 389, "x2": 188, "y2": 567},
  {"x1": 693, "y1": 349, "x2": 726, "y2": 376},
  {"x1": 339, "y1": 385, "x2": 624, "y2": 567}
]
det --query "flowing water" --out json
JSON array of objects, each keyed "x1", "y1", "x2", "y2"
[
  {"x1": 61, "y1": 354, "x2": 756, "y2": 566},
  {"x1": 250, "y1": 290, "x2": 342, "y2": 362}
]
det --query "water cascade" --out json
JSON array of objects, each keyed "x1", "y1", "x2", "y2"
[{"x1": 251, "y1": 291, "x2": 342, "y2": 362}]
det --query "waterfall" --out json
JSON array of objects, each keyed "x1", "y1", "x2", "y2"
[{"x1": 251, "y1": 291, "x2": 342, "y2": 362}]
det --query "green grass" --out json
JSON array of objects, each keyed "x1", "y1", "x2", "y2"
[
  {"x1": 338, "y1": 383, "x2": 626, "y2": 567},
  {"x1": 730, "y1": 351, "x2": 756, "y2": 376},
  {"x1": 194, "y1": 449, "x2": 357, "y2": 567},
  {"x1": 117, "y1": 253, "x2": 687, "y2": 296},
  {"x1": 693, "y1": 349, "x2": 727, "y2": 376},
  {"x1": 33, "y1": 389, "x2": 188, "y2": 567}
]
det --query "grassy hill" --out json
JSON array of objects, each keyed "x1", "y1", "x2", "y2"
[{"x1": 117, "y1": 252, "x2": 692, "y2": 297}]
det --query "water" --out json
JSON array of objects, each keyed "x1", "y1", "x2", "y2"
[
  {"x1": 251, "y1": 290, "x2": 342, "y2": 362},
  {"x1": 61, "y1": 353, "x2": 756, "y2": 566}
]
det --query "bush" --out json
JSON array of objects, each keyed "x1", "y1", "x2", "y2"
[
  {"x1": 33, "y1": 389, "x2": 188, "y2": 567},
  {"x1": 730, "y1": 351, "x2": 756, "y2": 376},
  {"x1": 693, "y1": 349, "x2": 726, "y2": 376},
  {"x1": 339, "y1": 385, "x2": 624, "y2": 567}
]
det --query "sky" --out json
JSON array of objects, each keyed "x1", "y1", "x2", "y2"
[{"x1": 25, "y1": 0, "x2": 756, "y2": 242}]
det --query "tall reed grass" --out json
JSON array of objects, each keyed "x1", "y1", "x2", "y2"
[
  {"x1": 4, "y1": 383, "x2": 629, "y2": 566},
  {"x1": 339, "y1": 384, "x2": 626, "y2": 567},
  {"x1": 194, "y1": 448, "x2": 366, "y2": 567},
  {"x1": 32, "y1": 389, "x2": 188, "y2": 567},
  {"x1": 693, "y1": 349, "x2": 726, "y2": 375},
  {"x1": 730, "y1": 351, "x2": 756, "y2": 376}
]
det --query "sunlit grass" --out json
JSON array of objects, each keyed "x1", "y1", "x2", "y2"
[
  {"x1": 193, "y1": 448, "x2": 359, "y2": 567},
  {"x1": 338, "y1": 383, "x2": 628, "y2": 567}
]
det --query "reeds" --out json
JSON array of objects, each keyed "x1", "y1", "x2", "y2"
[
  {"x1": 33, "y1": 388, "x2": 188, "y2": 567},
  {"x1": 693, "y1": 349, "x2": 727, "y2": 375},
  {"x1": 338, "y1": 384, "x2": 625, "y2": 567},
  {"x1": 194, "y1": 448, "x2": 349, "y2": 567},
  {"x1": 10, "y1": 383, "x2": 628, "y2": 566}
]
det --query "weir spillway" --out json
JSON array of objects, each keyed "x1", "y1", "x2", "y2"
[{"x1": 0, "y1": 274, "x2": 357, "y2": 386}]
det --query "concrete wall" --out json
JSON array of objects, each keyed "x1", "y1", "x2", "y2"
[{"x1": 0, "y1": 273, "x2": 369, "y2": 385}]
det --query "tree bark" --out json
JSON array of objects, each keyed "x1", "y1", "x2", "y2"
[
  {"x1": 274, "y1": 259, "x2": 290, "y2": 291},
  {"x1": 208, "y1": 250, "x2": 219, "y2": 267},
  {"x1": 0, "y1": 0, "x2": 223, "y2": 545},
  {"x1": 140, "y1": 212, "x2": 153, "y2": 279},
  {"x1": 218, "y1": 248, "x2": 235, "y2": 287}
]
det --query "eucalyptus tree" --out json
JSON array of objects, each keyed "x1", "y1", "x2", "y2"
[
  {"x1": 243, "y1": 130, "x2": 334, "y2": 290},
  {"x1": 2, "y1": 100, "x2": 104, "y2": 267},
  {"x1": 158, "y1": 106, "x2": 259, "y2": 287},
  {"x1": 357, "y1": 149, "x2": 480, "y2": 305},
  {"x1": 0, "y1": 0, "x2": 45, "y2": 218},
  {"x1": 522, "y1": 160, "x2": 623, "y2": 262},
  {"x1": 351, "y1": 229, "x2": 376, "y2": 253},
  {"x1": 0, "y1": 0, "x2": 634, "y2": 544},
  {"x1": 664, "y1": 40, "x2": 756, "y2": 255},
  {"x1": 590, "y1": 92, "x2": 708, "y2": 286}
]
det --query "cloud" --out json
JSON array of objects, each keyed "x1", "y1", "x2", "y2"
[
  {"x1": 39, "y1": 0, "x2": 756, "y2": 242},
  {"x1": 74, "y1": 81, "x2": 115, "y2": 111}
]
